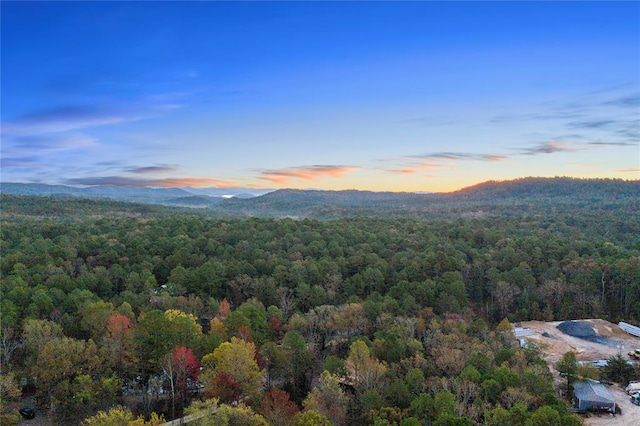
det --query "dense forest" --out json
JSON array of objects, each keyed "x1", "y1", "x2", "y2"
[{"x1": 1, "y1": 178, "x2": 639, "y2": 425}]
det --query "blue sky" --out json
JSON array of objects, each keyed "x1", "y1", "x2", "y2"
[{"x1": 2, "y1": 1, "x2": 638, "y2": 192}]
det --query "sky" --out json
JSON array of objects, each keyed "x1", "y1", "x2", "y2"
[{"x1": 1, "y1": 1, "x2": 639, "y2": 193}]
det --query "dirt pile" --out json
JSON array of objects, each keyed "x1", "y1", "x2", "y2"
[
  {"x1": 557, "y1": 321, "x2": 618, "y2": 347},
  {"x1": 520, "y1": 320, "x2": 640, "y2": 426},
  {"x1": 558, "y1": 320, "x2": 596, "y2": 337}
]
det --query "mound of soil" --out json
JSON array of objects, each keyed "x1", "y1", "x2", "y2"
[
  {"x1": 557, "y1": 321, "x2": 596, "y2": 337},
  {"x1": 557, "y1": 321, "x2": 618, "y2": 347}
]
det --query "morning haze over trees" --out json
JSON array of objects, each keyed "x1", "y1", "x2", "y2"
[{"x1": 1, "y1": 177, "x2": 639, "y2": 425}]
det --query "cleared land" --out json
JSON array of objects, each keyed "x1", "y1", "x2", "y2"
[{"x1": 519, "y1": 319, "x2": 640, "y2": 426}]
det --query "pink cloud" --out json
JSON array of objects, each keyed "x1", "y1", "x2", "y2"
[
  {"x1": 390, "y1": 168, "x2": 418, "y2": 174},
  {"x1": 259, "y1": 175, "x2": 291, "y2": 184},
  {"x1": 67, "y1": 176, "x2": 236, "y2": 188},
  {"x1": 388, "y1": 161, "x2": 443, "y2": 175},
  {"x1": 246, "y1": 182, "x2": 274, "y2": 189},
  {"x1": 151, "y1": 177, "x2": 237, "y2": 188},
  {"x1": 128, "y1": 165, "x2": 179, "y2": 174},
  {"x1": 258, "y1": 165, "x2": 358, "y2": 184}
]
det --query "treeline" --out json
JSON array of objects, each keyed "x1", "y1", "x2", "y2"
[
  {"x1": 2, "y1": 208, "x2": 639, "y2": 328},
  {"x1": 212, "y1": 177, "x2": 640, "y2": 218},
  {"x1": 1, "y1": 195, "x2": 639, "y2": 424},
  {"x1": 2, "y1": 177, "x2": 638, "y2": 219}
]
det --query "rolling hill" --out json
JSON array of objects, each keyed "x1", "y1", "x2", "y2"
[{"x1": 2, "y1": 177, "x2": 638, "y2": 219}]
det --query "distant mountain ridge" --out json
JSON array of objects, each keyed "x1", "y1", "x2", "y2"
[
  {"x1": 0, "y1": 182, "x2": 270, "y2": 205},
  {"x1": 2, "y1": 177, "x2": 638, "y2": 218},
  {"x1": 212, "y1": 177, "x2": 639, "y2": 217},
  {"x1": 449, "y1": 177, "x2": 640, "y2": 200}
]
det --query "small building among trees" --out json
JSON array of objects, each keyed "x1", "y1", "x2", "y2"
[{"x1": 573, "y1": 380, "x2": 616, "y2": 413}]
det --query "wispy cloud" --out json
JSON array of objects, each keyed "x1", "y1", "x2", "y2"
[
  {"x1": 490, "y1": 111, "x2": 586, "y2": 124},
  {"x1": 2, "y1": 88, "x2": 192, "y2": 138},
  {"x1": 388, "y1": 132, "x2": 638, "y2": 180},
  {"x1": 490, "y1": 90, "x2": 639, "y2": 151},
  {"x1": 387, "y1": 162, "x2": 442, "y2": 175},
  {"x1": 617, "y1": 168, "x2": 640, "y2": 173},
  {"x1": 604, "y1": 93, "x2": 640, "y2": 108},
  {"x1": 383, "y1": 151, "x2": 505, "y2": 176},
  {"x1": 389, "y1": 168, "x2": 419, "y2": 174},
  {"x1": 65, "y1": 176, "x2": 236, "y2": 188},
  {"x1": 2, "y1": 105, "x2": 137, "y2": 135},
  {"x1": 146, "y1": 91, "x2": 193, "y2": 110},
  {"x1": 126, "y1": 165, "x2": 180, "y2": 174},
  {"x1": 246, "y1": 182, "x2": 273, "y2": 189},
  {"x1": 1, "y1": 133, "x2": 99, "y2": 171},
  {"x1": 0, "y1": 156, "x2": 43, "y2": 168},
  {"x1": 411, "y1": 152, "x2": 507, "y2": 162},
  {"x1": 8, "y1": 134, "x2": 98, "y2": 151},
  {"x1": 0, "y1": 92, "x2": 193, "y2": 183},
  {"x1": 521, "y1": 141, "x2": 579, "y2": 155},
  {"x1": 517, "y1": 139, "x2": 637, "y2": 156},
  {"x1": 568, "y1": 119, "x2": 617, "y2": 129},
  {"x1": 258, "y1": 165, "x2": 358, "y2": 184},
  {"x1": 586, "y1": 141, "x2": 636, "y2": 147}
]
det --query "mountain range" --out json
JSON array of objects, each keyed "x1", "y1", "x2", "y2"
[
  {"x1": 2, "y1": 177, "x2": 638, "y2": 219},
  {"x1": 0, "y1": 182, "x2": 271, "y2": 206}
]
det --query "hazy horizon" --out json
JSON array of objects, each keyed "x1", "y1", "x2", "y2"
[{"x1": 2, "y1": 1, "x2": 638, "y2": 192}]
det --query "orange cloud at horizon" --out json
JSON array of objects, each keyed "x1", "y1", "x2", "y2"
[
  {"x1": 388, "y1": 161, "x2": 444, "y2": 175},
  {"x1": 259, "y1": 175, "x2": 290, "y2": 184},
  {"x1": 246, "y1": 182, "x2": 274, "y2": 189},
  {"x1": 65, "y1": 175, "x2": 237, "y2": 188},
  {"x1": 147, "y1": 177, "x2": 237, "y2": 188},
  {"x1": 258, "y1": 166, "x2": 358, "y2": 184},
  {"x1": 390, "y1": 168, "x2": 418, "y2": 174}
]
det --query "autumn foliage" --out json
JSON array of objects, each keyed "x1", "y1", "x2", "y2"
[
  {"x1": 259, "y1": 389, "x2": 300, "y2": 426},
  {"x1": 206, "y1": 371, "x2": 241, "y2": 403},
  {"x1": 3, "y1": 186, "x2": 637, "y2": 424},
  {"x1": 172, "y1": 346, "x2": 200, "y2": 380}
]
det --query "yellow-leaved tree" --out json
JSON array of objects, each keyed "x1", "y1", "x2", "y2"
[
  {"x1": 186, "y1": 399, "x2": 268, "y2": 426},
  {"x1": 303, "y1": 370, "x2": 349, "y2": 425},
  {"x1": 201, "y1": 337, "x2": 265, "y2": 404},
  {"x1": 344, "y1": 340, "x2": 387, "y2": 393},
  {"x1": 83, "y1": 406, "x2": 164, "y2": 426}
]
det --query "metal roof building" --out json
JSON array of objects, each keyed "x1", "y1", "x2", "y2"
[
  {"x1": 573, "y1": 380, "x2": 616, "y2": 413},
  {"x1": 513, "y1": 327, "x2": 534, "y2": 338}
]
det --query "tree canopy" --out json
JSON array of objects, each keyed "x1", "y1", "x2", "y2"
[{"x1": 1, "y1": 185, "x2": 639, "y2": 424}]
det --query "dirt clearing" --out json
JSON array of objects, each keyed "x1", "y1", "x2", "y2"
[
  {"x1": 520, "y1": 319, "x2": 640, "y2": 365},
  {"x1": 519, "y1": 319, "x2": 640, "y2": 425}
]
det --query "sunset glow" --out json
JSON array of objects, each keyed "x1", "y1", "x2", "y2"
[{"x1": 1, "y1": 1, "x2": 638, "y2": 192}]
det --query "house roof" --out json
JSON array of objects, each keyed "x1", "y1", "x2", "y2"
[
  {"x1": 513, "y1": 327, "x2": 534, "y2": 338},
  {"x1": 573, "y1": 381, "x2": 615, "y2": 405}
]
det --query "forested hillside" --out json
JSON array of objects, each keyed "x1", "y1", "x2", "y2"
[
  {"x1": 1, "y1": 178, "x2": 639, "y2": 425},
  {"x1": 3, "y1": 177, "x2": 639, "y2": 218},
  {"x1": 216, "y1": 177, "x2": 640, "y2": 218}
]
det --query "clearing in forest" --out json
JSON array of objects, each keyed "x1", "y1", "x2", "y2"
[{"x1": 519, "y1": 319, "x2": 640, "y2": 426}]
